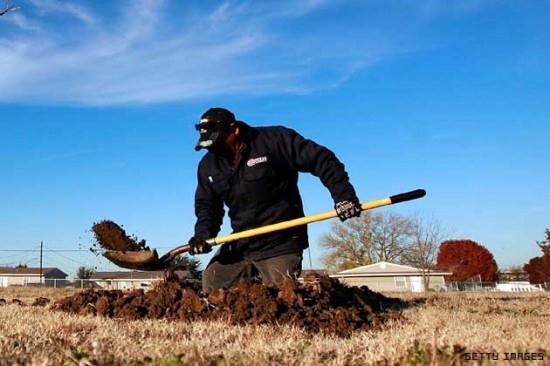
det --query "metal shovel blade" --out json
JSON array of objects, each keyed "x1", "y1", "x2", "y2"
[
  {"x1": 103, "y1": 249, "x2": 161, "y2": 270},
  {"x1": 103, "y1": 244, "x2": 191, "y2": 271}
]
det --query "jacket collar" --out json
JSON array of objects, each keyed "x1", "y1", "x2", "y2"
[
  {"x1": 206, "y1": 121, "x2": 255, "y2": 166},
  {"x1": 235, "y1": 120, "x2": 254, "y2": 146}
]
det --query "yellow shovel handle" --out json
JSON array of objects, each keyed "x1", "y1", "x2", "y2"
[{"x1": 209, "y1": 189, "x2": 426, "y2": 245}]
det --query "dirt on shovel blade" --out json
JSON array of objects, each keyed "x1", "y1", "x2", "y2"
[
  {"x1": 53, "y1": 273, "x2": 406, "y2": 337},
  {"x1": 91, "y1": 220, "x2": 149, "y2": 254}
]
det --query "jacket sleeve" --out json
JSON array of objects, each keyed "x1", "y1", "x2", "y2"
[
  {"x1": 194, "y1": 161, "x2": 224, "y2": 239},
  {"x1": 276, "y1": 127, "x2": 359, "y2": 203}
]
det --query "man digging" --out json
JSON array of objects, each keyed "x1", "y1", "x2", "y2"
[{"x1": 190, "y1": 107, "x2": 361, "y2": 292}]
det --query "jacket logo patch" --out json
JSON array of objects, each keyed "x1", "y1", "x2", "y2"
[{"x1": 247, "y1": 156, "x2": 268, "y2": 167}]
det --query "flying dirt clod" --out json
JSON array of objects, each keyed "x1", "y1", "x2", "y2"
[{"x1": 91, "y1": 220, "x2": 149, "y2": 254}]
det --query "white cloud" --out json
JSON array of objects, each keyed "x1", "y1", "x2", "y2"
[
  {"x1": 27, "y1": 0, "x2": 96, "y2": 25},
  {"x1": 0, "y1": 0, "x2": 446, "y2": 106},
  {"x1": 4, "y1": 12, "x2": 42, "y2": 31}
]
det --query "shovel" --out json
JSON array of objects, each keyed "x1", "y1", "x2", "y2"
[{"x1": 103, "y1": 189, "x2": 426, "y2": 270}]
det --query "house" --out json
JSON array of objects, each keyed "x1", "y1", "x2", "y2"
[
  {"x1": 330, "y1": 261, "x2": 452, "y2": 292},
  {"x1": 90, "y1": 270, "x2": 191, "y2": 290},
  {"x1": 0, "y1": 267, "x2": 68, "y2": 287}
]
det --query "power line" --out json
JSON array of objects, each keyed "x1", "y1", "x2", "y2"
[
  {"x1": 43, "y1": 245, "x2": 98, "y2": 267},
  {"x1": 0, "y1": 249, "x2": 90, "y2": 252},
  {"x1": 42, "y1": 255, "x2": 82, "y2": 272},
  {"x1": 0, "y1": 252, "x2": 33, "y2": 260}
]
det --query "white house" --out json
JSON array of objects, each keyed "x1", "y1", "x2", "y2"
[
  {"x1": 330, "y1": 261, "x2": 452, "y2": 292},
  {"x1": 0, "y1": 267, "x2": 68, "y2": 287},
  {"x1": 90, "y1": 270, "x2": 191, "y2": 290}
]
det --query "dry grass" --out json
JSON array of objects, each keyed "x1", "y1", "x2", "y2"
[
  {"x1": 0, "y1": 289, "x2": 548, "y2": 365},
  {"x1": 0, "y1": 287, "x2": 80, "y2": 302}
]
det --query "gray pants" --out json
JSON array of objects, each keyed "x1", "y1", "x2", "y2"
[{"x1": 202, "y1": 248, "x2": 302, "y2": 293}]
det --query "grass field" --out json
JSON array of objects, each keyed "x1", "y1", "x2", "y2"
[{"x1": 0, "y1": 288, "x2": 548, "y2": 365}]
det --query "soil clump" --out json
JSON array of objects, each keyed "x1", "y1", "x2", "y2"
[
  {"x1": 53, "y1": 273, "x2": 406, "y2": 337},
  {"x1": 32, "y1": 297, "x2": 50, "y2": 307},
  {"x1": 90, "y1": 220, "x2": 149, "y2": 254}
]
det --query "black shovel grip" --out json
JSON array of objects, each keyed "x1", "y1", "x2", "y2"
[{"x1": 389, "y1": 189, "x2": 426, "y2": 204}]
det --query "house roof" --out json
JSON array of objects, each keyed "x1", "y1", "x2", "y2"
[
  {"x1": 0, "y1": 267, "x2": 68, "y2": 276},
  {"x1": 90, "y1": 270, "x2": 190, "y2": 280},
  {"x1": 331, "y1": 261, "x2": 452, "y2": 278},
  {"x1": 300, "y1": 269, "x2": 329, "y2": 276}
]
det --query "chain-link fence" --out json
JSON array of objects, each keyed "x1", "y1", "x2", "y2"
[
  {"x1": 1, "y1": 278, "x2": 164, "y2": 289},
  {"x1": 446, "y1": 281, "x2": 548, "y2": 292}
]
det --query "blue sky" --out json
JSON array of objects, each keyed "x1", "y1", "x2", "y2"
[{"x1": 1, "y1": 0, "x2": 549, "y2": 277}]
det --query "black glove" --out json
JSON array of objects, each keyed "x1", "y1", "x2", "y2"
[
  {"x1": 335, "y1": 199, "x2": 362, "y2": 222},
  {"x1": 188, "y1": 236, "x2": 212, "y2": 256}
]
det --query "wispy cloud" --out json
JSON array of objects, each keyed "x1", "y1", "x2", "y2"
[
  {"x1": 27, "y1": 0, "x2": 97, "y2": 25},
  {"x1": 0, "y1": 0, "x2": 489, "y2": 106},
  {"x1": 2, "y1": 12, "x2": 41, "y2": 32}
]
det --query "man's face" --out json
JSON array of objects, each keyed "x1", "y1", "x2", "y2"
[
  {"x1": 207, "y1": 124, "x2": 237, "y2": 155},
  {"x1": 195, "y1": 108, "x2": 236, "y2": 152}
]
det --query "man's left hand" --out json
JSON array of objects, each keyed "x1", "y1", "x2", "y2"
[
  {"x1": 335, "y1": 200, "x2": 362, "y2": 221},
  {"x1": 188, "y1": 236, "x2": 212, "y2": 255}
]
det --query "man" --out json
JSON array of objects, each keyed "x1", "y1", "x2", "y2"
[{"x1": 190, "y1": 107, "x2": 361, "y2": 292}]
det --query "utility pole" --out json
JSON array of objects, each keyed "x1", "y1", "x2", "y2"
[
  {"x1": 307, "y1": 246, "x2": 313, "y2": 269},
  {"x1": 39, "y1": 241, "x2": 43, "y2": 286}
]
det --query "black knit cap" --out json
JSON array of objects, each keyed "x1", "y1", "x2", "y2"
[{"x1": 194, "y1": 107, "x2": 236, "y2": 151}]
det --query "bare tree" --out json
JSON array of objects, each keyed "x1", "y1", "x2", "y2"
[
  {"x1": 505, "y1": 265, "x2": 527, "y2": 281},
  {"x1": 320, "y1": 211, "x2": 416, "y2": 271},
  {"x1": 401, "y1": 215, "x2": 447, "y2": 290},
  {"x1": 537, "y1": 227, "x2": 550, "y2": 255},
  {"x1": 0, "y1": 1, "x2": 18, "y2": 16}
]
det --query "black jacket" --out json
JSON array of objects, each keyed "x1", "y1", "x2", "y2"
[{"x1": 194, "y1": 122, "x2": 358, "y2": 260}]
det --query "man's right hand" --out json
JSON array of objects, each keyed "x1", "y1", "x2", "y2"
[{"x1": 188, "y1": 236, "x2": 212, "y2": 256}]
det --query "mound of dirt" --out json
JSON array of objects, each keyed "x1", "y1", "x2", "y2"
[
  {"x1": 32, "y1": 297, "x2": 50, "y2": 307},
  {"x1": 53, "y1": 274, "x2": 405, "y2": 337},
  {"x1": 90, "y1": 220, "x2": 149, "y2": 254}
]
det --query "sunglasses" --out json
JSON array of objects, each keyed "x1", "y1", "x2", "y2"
[
  {"x1": 195, "y1": 121, "x2": 234, "y2": 133},
  {"x1": 195, "y1": 121, "x2": 220, "y2": 131}
]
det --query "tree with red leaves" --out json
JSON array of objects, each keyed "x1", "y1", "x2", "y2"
[
  {"x1": 436, "y1": 239, "x2": 498, "y2": 281},
  {"x1": 523, "y1": 228, "x2": 550, "y2": 284}
]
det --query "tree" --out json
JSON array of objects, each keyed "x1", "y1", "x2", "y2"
[
  {"x1": 401, "y1": 215, "x2": 447, "y2": 290},
  {"x1": 504, "y1": 265, "x2": 527, "y2": 281},
  {"x1": 436, "y1": 240, "x2": 498, "y2": 282},
  {"x1": 321, "y1": 211, "x2": 416, "y2": 271},
  {"x1": 0, "y1": 0, "x2": 19, "y2": 16},
  {"x1": 523, "y1": 227, "x2": 550, "y2": 284},
  {"x1": 76, "y1": 266, "x2": 95, "y2": 280},
  {"x1": 169, "y1": 254, "x2": 202, "y2": 278},
  {"x1": 536, "y1": 227, "x2": 550, "y2": 255}
]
